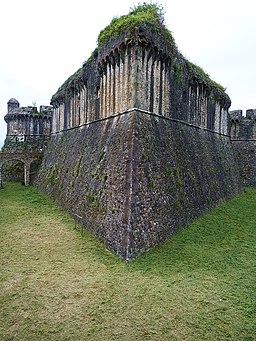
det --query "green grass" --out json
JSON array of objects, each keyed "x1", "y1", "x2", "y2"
[{"x1": 0, "y1": 183, "x2": 255, "y2": 341}]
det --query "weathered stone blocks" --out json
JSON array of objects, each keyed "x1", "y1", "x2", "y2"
[{"x1": 35, "y1": 110, "x2": 241, "y2": 260}]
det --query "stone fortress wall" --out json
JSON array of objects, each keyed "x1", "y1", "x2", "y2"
[
  {"x1": 229, "y1": 109, "x2": 256, "y2": 186},
  {"x1": 35, "y1": 20, "x2": 241, "y2": 260},
  {"x1": 2, "y1": 5, "x2": 255, "y2": 260}
]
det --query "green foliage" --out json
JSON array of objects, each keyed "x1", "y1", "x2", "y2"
[
  {"x1": 187, "y1": 61, "x2": 226, "y2": 93},
  {"x1": 97, "y1": 3, "x2": 175, "y2": 49},
  {"x1": 0, "y1": 183, "x2": 255, "y2": 340},
  {"x1": 86, "y1": 47, "x2": 99, "y2": 64},
  {"x1": 52, "y1": 3, "x2": 177, "y2": 101}
]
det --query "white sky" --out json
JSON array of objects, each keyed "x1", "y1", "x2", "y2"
[{"x1": 1, "y1": 0, "x2": 255, "y2": 146}]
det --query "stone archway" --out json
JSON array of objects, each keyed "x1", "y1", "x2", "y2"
[{"x1": 0, "y1": 152, "x2": 43, "y2": 187}]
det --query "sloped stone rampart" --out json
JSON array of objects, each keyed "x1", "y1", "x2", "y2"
[{"x1": 35, "y1": 111, "x2": 241, "y2": 260}]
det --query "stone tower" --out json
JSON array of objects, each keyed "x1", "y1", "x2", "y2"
[{"x1": 3, "y1": 99, "x2": 53, "y2": 152}]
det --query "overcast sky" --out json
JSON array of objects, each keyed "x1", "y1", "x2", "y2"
[{"x1": 1, "y1": 0, "x2": 255, "y2": 146}]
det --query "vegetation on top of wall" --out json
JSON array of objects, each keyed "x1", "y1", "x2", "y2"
[
  {"x1": 184, "y1": 60, "x2": 230, "y2": 107},
  {"x1": 51, "y1": 3, "x2": 176, "y2": 103},
  {"x1": 51, "y1": 67, "x2": 83, "y2": 104},
  {"x1": 86, "y1": 48, "x2": 99, "y2": 65},
  {"x1": 186, "y1": 61, "x2": 226, "y2": 93},
  {"x1": 97, "y1": 3, "x2": 176, "y2": 49},
  {"x1": 51, "y1": 3, "x2": 228, "y2": 107}
]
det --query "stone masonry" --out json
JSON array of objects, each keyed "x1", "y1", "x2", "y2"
[
  {"x1": 1, "y1": 99, "x2": 52, "y2": 184},
  {"x1": 229, "y1": 109, "x2": 256, "y2": 186},
  {"x1": 35, "y1": 11, "x2": 241, "y2": 260},
  {"x1": 3, "y1": 98, "x2": 52, "y2": 152}
]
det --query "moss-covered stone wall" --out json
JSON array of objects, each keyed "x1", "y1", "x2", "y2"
[
  {"x1": 35, "y1": 111, "x2": 241, "y2": 260},
  {"x1": 35, "y1": 4, "x2": 241, "y2": 260}
]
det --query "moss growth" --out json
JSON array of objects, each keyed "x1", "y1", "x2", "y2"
[
  {"x1": 73, "y1": 155, "x2": 83, "y2": 178},
  {"x1": 173, "y1": 198, "x2": 182, "y2": 210},
  {"x1": 52, "y1": 67, "x2": 83, "y2": 102},
  {"x1": 51, "y1": 3, "x2": 228, "y2": 107},
  {"x1": 92, "y1": 165, "x2": 100, "y2": 179},
  {"x1": 102, "y1": 173, "x2": 108, "y2": 184},
  {"x1": 86, "y1": 190, "x2": 100, "y2": 209},
  {"x1": 165, "y1": 166, "x2": 184, "y2": 190},
  {"x1": 186, "y1": 61, "x2": 226, "y2": 93},
  {"x1": 97, "y1": 3, "x2": 175, "y2": 49}
]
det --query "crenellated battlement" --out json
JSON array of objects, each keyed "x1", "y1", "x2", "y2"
[
  {"x1": 229, "y1": 109, "x2": 256, "y2": 140},
  {"x1": 4, "y1": 100, "x2": 53, "y2": 138},
  {"x1": 2, "y1": 99, "x2": 53, "y2": 153}
]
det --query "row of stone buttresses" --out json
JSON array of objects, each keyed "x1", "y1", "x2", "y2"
[
  {"x1": 51, "y1": 40, "x2": 173, "y2": 106},
  {"x1": 51, "y1": 37, "x2": 221, "y2": 108},
  {"x1": 51, "y1": 38, "x2": 231, "y2": 136},
  {"x1": 97, "y1": 38, "x2": 227, "y2": 106},
  {"x1": 98, "y1": 39, "x2": 172, "y2": 74}
]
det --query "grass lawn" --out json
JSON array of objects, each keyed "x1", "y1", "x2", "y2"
[{"x1": 0, "y1": 182, "x2": 255, "y2": 341}]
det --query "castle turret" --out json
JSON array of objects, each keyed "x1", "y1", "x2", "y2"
[
  {"x1": 7, "y1": 98, "x2": 19, "y2": 113},
  {"x1": 229, "y1": 109, "x2": 256, "y2": 140},
  {"x1": 3, "y1": 98, "x2": 53, "y2": 152}
]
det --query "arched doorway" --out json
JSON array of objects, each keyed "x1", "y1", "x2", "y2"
[{"x1": 0, "y1": 152, "x2": 44, "y2": 187}]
